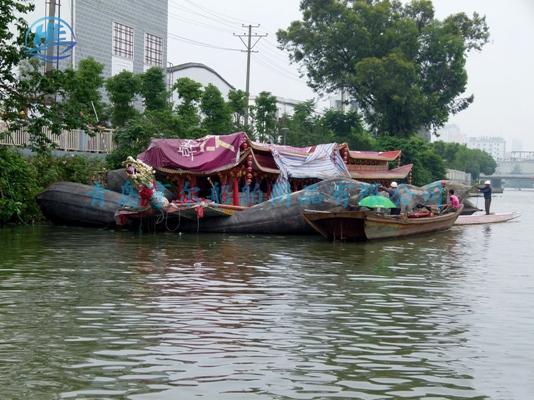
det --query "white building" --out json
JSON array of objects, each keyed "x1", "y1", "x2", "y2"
[
  {"x1": 167, "y1": 62, "x2": 235, "y2": 102},
  {"x1": 467, "y1": 136, "x2": 506, "y2": 161},
  {"x1": 167, "y1": 62, "x2": 301, "y2": 117}
]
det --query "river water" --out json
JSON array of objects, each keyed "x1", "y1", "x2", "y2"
[{"x1": 0, "y1": 191, "x2": 533, "y2": 399}]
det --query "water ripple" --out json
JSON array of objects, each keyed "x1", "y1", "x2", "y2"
[{"x1": 0, "y1": 192, "x2": 533, "y2": 399}]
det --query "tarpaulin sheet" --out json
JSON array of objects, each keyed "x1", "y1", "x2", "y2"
[
  {"x1": 138, "y1": 132, "x2": 247, "y2": 174},
  {"x1": 271, "y1": 143, "x2": 351, "y2": 180}
]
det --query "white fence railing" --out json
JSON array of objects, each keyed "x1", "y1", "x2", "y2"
[{"x1": 0, "y1": 127, "x2": 115, "y2": 153}]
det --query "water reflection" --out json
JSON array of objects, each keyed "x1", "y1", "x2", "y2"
[{"x1": 1, "y1": 192, "x2": 533, "y2": 399}]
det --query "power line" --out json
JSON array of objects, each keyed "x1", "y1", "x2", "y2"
[
  {"x1": 169, "y1": 3, "x2": 240, "y2": 30},
  {"x1": 183, "y1": 0, "x2": 255, "y2": 26},
  {"x1": 259, "y1": 42, "x2": 293, "y2": 64},
  {"x1": 168, "y1": 32, "x2": 243, "y2": 52},
  {"x1": 168, "y1": 11, "x2": 235, "y2": 34},
  {"x1": 257, "y1": 51, "x2": 301, "y2": 78},
  {"x1": 255, "y1": 54, "x2": 304, "y2": 83}
]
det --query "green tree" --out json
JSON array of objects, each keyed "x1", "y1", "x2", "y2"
[
  {"x1": 173, "y1": 77, "x2": 203, "y2": 137},
  {"x1": 433, "y1": 141, "x2": 496, "y2": 180},
  {"x1": 0, "y1": 0, "x2": 33, "y2": 103},
  {"x1": 200, "y1": 84, "x2": 233, "y2": 134},
  {"x1": 227, "y1": 88, "x2": 248, "y2": 131},
  {"x1": 278, "y1": 0, "x2": 489, "y2": 136},
  {"x1": 139, "y1": 67, "x2": 169, "y2": 112},
  {"x1": 252, "y1": 91, "x2": 278, "y2": 142},
  {"x1": 1, "y1": 2, "x2": 103, "y2": 150},
  {"x1": 105, "y1": 70, "x2": 140, "y2": 127},
  {"x1": 62, "y1": 57, "x2": 106, "y2": 127},
  {"x1": 377, "y1": 135, "x2": 446, "y2": 185},
  {"x1": 284, "y1": 100, "x2": 331, "y2": 146},
  {"x1": 0, "y1": 147, "x2": 39, "y2": 225},
  {"x1": 322, "y1": 109, "x2": 375, "y2": 150}
]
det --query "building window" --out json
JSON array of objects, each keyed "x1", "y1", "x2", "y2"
[
  {"x1": 113, "y1": 22, "x2": 134, "y2": 59},
  {"x1": 144, "y1": 33, "x2": 163, "y2": 67}
]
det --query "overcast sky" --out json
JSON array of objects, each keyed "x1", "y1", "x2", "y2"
[{"x1": 167, "y1": 0, "x2": 534, "y2": 149}]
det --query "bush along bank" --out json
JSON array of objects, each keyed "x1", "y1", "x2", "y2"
[{"x1": 0, "y1": 147, "x2": 107, "y2": 226}]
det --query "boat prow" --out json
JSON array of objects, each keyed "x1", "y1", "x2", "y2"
[{"x1": 455, "y1": 211, "x2": 520, "y2": 225}]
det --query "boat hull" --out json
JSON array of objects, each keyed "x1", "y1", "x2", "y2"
[
  {"x1": 301, "y1": 211, "x2": 367, "y2": 240},
  {"x1": 364, "y1": 209, "x2": 461, "y2": 240},
  {"x1": 303, "y1": 206, "x2": 463, "y2": 241},
  {"x1": 37, "y1": 182, "x2": 124, "y2": 227}
]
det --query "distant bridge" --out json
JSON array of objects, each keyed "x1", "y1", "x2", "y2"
[{"x1": 481, "y1": 174, "x2": 534, "y2": 189}]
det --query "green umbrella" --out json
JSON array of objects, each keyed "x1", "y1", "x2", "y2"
[{"x1": 358, "y1": 195, "x2": 397, "y2": 209}]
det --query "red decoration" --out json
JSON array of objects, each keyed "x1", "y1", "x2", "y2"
[
  {"x1": 232, "y1": 175, "x2": 239, "y2": 206},
  {"x1": 139, "y1": 185, "x2": 154, "y2": 207}
]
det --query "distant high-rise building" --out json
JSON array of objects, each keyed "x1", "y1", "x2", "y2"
[
  {"x1": 467, "y1": 136, "x2": 506, "y2": 161},
  {"x1": 434, "y1": 124, "x2": 467, "y2": 144}
]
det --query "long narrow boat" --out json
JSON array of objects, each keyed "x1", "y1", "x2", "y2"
[
  {"x1": 455, "y1": 211, "x2": 520, "y2": 225},
  {"x1": 302, "y1": 206, "x2": 463, "y2": 241}
]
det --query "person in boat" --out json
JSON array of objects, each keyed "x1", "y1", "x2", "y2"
[
  {"x1": 382, "y1": 181, "x2": 401, "y2": 215},
  {"x1": 478, "y1": 180, "x2": 492, "y2": 215},
  {"x1": 448, "y1": 189, "x2": 460, "y2": 209}
]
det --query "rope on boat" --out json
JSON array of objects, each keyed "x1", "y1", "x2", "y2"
[{"x1": 164, "y1": 208, "x2": 181, "y2": 232}]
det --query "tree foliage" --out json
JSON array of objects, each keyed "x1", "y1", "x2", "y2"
[
  {"x1": 0, "y1": 147, "x2": 105, "y2": 225},
  {"x1": 278, "y1": 0, "x2": 490, "y2": 136},
  {"x1": 433, "y1": 140, "x2": 496, "y2": 180},
  {"x1": 284, "y1": 101, "x2": 332, "y2": 146},
  {"x1": 377, "y1": 135, "x2": 446, "y2": 186},
  {"x1": 172, "y1": 77, "x2": 203, "y2": 137},
  {"x1": 105, "y1": 70, "x2": 140, "y2": 127},
  {"x1": 0, "y1": 0, "x2": 33, "y2": 101},
  {"x1": 1, "y1": 2, "x2": 106, "y2": 150},
  {"x1": 139, "y1": 67, "x2": 169, "y2": 112},
  {"x1": 62, "y1": 57, "x2": 106, "y2": 127},
  {"x1": 252, "y1": 91, "x2": 278, "y2": 142},
  {"x1": 322, "y1": 109, "x2": 375, "y2": 150},
  {"x1": 227, "y1": 88, "x2": 248, "y2": 131},
  {"x1": 200, "y1": 84, "x2": 233, "y2": 134}
]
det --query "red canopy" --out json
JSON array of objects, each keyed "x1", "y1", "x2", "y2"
[{"x1": 138, "y1": 132, "x2": 248, "y2": 174}]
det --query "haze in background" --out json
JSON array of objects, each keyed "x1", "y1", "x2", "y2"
[{"x1": 167, "y1": 0, "x2": 534, "y2": 148}]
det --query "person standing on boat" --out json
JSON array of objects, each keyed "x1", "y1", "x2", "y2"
[
  {"x1": 478, "y1": 180, "x2": 492, "y2": 215},
  {"x1": 384, "y1": 181, "x2": 401, "y2": 215}
]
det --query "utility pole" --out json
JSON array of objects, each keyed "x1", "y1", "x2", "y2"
[
  {"x1": 45, "y1": 0, "x2": 57, "y2": 73},
  {"x1": 234, "y1": 24, "x2": 267, "y2": 129}
]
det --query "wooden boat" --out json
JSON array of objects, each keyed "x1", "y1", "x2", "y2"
[
  {"x1": 302, "y1": 205, "x2": 463, "y2": 241},
  {"x1": 37, "y1": 182, "x2": 124, "y2": 227},
  {"x1": 455, "y1": 211, "x2": 520, "y2": 225}
]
